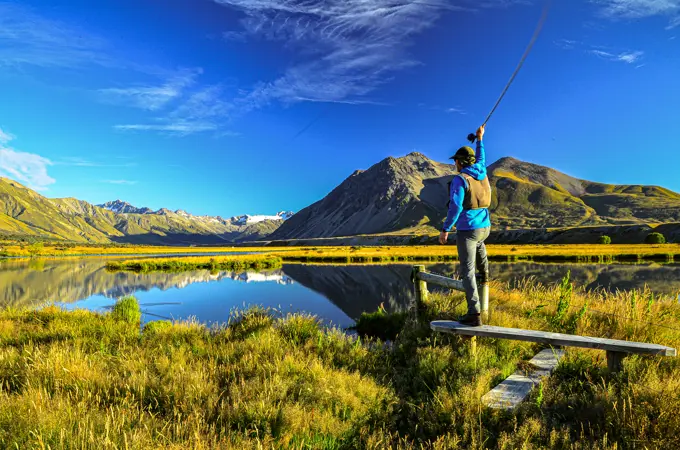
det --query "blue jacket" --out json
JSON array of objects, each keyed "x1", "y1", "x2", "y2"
[{"x1": 442, "y1": 140, "x2": 492, "y2": 232}]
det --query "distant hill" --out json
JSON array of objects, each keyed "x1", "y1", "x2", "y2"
[
  {"x1": 272, "y1": 153, "x2": 680, "y2": 239},
  {"x1": 2, "y1": 150, "x2": 678, "y2": 244},
  {"x1": 0, "y1": 177, "x2": 292, "y2": 244},
  {"x1": 270, "y1": 152, "x2": 453, "y2": 240},
  {"x1": 489, "y1": 157, "x2": 680, "y2": 229}
]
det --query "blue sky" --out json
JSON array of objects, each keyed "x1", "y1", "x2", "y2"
[{"x1": 0, "y1": 0, "x2": 678, "y2": 217}]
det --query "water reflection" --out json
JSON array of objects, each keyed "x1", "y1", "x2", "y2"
[
  {"x1": 426, "y1": 262, "x2": 680, "y2": 296},
  {"x1": 1, "y1": 258, "x2": 679, "y2": 326}
]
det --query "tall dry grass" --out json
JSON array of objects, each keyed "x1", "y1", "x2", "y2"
[{"x1": 1, "y1": 273, "x2": 679, "y2": 448}]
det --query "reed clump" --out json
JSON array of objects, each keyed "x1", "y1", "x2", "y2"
[{"x1": 105, "y1": 255, "x2": 283, "y2": 273}]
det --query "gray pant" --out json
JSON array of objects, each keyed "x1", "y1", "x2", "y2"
[{"x1": 456, "y1": 227, "x2": 491, "y2": 315}]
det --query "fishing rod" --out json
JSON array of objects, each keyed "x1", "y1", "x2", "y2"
[{"x1": 467, "y1": 0, "x2": 552, "y2": 144}]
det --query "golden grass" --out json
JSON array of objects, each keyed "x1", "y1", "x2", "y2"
[
  {"x1": 0, "y1": 242, "x2": 291, "y2": 258},
  {"x1": 1, "y1": 274, "x2": 680, "y2": 448},
  {"x1": 3, "y1": 240, "x2": 680, "y2": 265},
  {"x1": 105, "y1": 255, "x2": 283, "y2": 272},
  {"x1": 266, "y1": 244, "x2": 680, "y2": 263}
]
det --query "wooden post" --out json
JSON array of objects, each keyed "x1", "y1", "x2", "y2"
[
  {"x1": 607, "y1": 351, "x2": 626, "y2": 373},
  {"x1": 469, "y1": 336, "x2": 477, "y2": 356},
  {"x1": 412, "y1": 265, "x2": 429, "y2": 321},
  {"x1": 480, "y1": 283, "x2": 489, "y2": 321}
]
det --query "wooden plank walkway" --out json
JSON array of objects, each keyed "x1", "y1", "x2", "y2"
[
  {"x1": 482, "y1": 348, "x2": 564, "y2": 410},
  {"x1": 431, "y1": 321, "x2": 676, "y2": 356},
  {"x1": 432, "y1": 320, "x2": 676, "y2": 373}
]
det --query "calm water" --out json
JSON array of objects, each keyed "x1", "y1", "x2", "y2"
[{"x1": 1, "y1": 258, "x2": 680, "y2": 328}]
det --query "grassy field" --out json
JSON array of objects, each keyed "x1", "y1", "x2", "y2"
[
  {"x1": 0, "y1": 241, "x2": 292, "y2": 258},
  {"x1": 266, "y1": 244, "x2": 680, "y2": 264},
  {"x1": 1, "y1": 275, "x2": 679, "y2": 449},
  {"x1": 3, "y1": 240, "x2": 680, "y2": 264},
  {"x1": 105, "y1": 255, "x2": 283, "y2": 272}
]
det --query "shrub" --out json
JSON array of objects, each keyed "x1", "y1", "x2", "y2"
[
  {"x1": 142, "y1": 320, "x2": 172, "y2": 335},
  {"x1": 597, "y1": 235, "x2": 612, "y2": 245},
  {"x1": 645, "y1": 232, "x2": 666, "y2": 244},
  {"x1": 277, "y1": 314, "x2": 320, "y2": 345},
  {"x1": 111, "y1": 296, "x2": 141, "y2": 324},
  {"x1": 351, "y1": 304, "x2": 408, "y2": 341},
  {"x1": 27, "y1": 242, "x2": 44, "y2": 257}
]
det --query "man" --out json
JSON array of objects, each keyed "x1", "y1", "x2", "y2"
[{"x1": 439, "y1": 125, "x2": 491, "y2": 327}]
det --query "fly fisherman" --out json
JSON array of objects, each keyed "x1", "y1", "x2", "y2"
[{"x1": 439, "y1": 125, "x2": 492, "y2": 327}]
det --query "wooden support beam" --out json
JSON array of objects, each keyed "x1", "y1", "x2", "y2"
[
  {"x1": 412, "y1": 265, "x2": 428, "y2": 319},
  {"x1": 607, "y1": 351, "x2": 626, "y2": 373},
  {"x1": 416, "y1": 271, "x2": 465, "y2": 292}
]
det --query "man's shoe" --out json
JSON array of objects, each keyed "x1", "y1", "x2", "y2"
[{"x1": 458, "y1": 313, "x2": 482, "y2": 327}]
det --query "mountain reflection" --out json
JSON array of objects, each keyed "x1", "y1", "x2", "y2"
[
  {"x1": 1, "y1": 258, "x2": 679, "y2": 322},
  {"x1": 425, "y1": 262, "x2": 680, "y2": 296},
  {"x1": 282, "y1": 264, "x2": 415, "y2": 320},
  {"x1": 0, "y1": 258, "x2": 290, "y2": 309}
]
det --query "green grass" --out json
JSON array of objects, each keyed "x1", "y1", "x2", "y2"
[
  {"x1": 105, "y1": 255, "x2": 283, "y2": 273},
  {"x1": 111, "y1": 295, "x2": 142, "y2": 324},
  {"x1": 1, "y1": 277, "x2": 680, "y2": 448}
]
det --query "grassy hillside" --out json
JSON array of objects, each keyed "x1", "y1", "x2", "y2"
[
  {"x1": 490, "y1": 157, "x2": 680, "y2": 229},
  {"x1": 0, "y1": 178, "x2": 283, "y2": 244},
  {"x1": 273, "y1": 154, "x2": 680, "y2": 239}
]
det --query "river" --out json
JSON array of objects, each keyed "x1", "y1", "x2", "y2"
[{"x1": 1, "y1": 257, "x2": 679, "y2": 328}]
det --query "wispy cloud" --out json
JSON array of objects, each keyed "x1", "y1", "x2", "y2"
[
  {"x1": 0, "y1": 128, "x2": 14, "y2": 145},
  {"x1": 111, "y1": 81, "x2": 236, "y2": 136},
  {"x1": 593, "y1": 0, "x2": 680, "y2": 28},
  {"x1": 669, "y1": 15, "x2": 680, "y2": 28},
  {"x1": 418, "y1": 103, "x2": 468, "y2": 114},
  {"x1": 114, "y1": 121, "x2": 219, "y2": 136},
  {"x1": 0, "y1": 2, "x2": 109, "y2": 69},
  {"x1": 102, "y1": 179, "x2": 138, "y2": 185},
  {"x1": 590, "y1": 49, "x2": 644, "y2": 63},
  {"x1": 55, "y1": 157, "x2": 137, "y2": 168},
  {"x1": 446, "y1": 107, "x2": 467, "y2": 114},
  {"x1": 215, "y1": 0, "x2": 524, "y2": 112},
  {"x1": 223, "y1": 30, "x2": 248, "y2": 42},
  {"x1": 0, "y1": 128, "x2": 55, "y2": 191},
  {"x1": 556, "y1": 39, "x2": 645, "y2": 65},
  {"x1": 99, "y1": 68, "x2": 203, "y2": 111}
]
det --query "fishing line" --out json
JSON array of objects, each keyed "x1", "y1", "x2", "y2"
[
  {"x1": 467, "y1": 0, "x2": 552, "y2": 143},
  {"x1": 288, "y1": 104, "x2": 333, "y2": 143}
]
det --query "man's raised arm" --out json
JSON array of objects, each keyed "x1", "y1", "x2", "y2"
[{"x1": 475, "y1": 125, "x2": 486, "y2": 167}]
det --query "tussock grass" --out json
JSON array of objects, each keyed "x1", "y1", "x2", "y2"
[
  {"x1": 105, "y1": 255, "x2": 283, "y2": 273},
  {"x1": 0, "y1": 241, "x2": 292, "y2": 258},
  {"x1": 4, "y1": 240, "x2": 679, "y2": 263},
  {"x1": 1, "y1": 276, "x2": 680, "y2": 448},
  {"x1": 269, "y1": 244, "x2": 680, "y2": 264}
]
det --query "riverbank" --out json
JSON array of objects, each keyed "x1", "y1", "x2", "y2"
[
  {"x1": 105, "y1": 255, "x2": 282, "y2": 272},
  {"x1": 1, "y1": 276, "x2": 679, "y2": 449},
  {"x1": 266, "y1": 244, "x2": 680, "y2": 264},
  {"x1": 0, "y1": 241, "x2": 290, "y2": 258},
  {"x1": 3, "y1": 240, "x2": 680, "y2": 264}
]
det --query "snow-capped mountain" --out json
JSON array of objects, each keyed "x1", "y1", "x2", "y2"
[
  {"x1": 98, "y1": 200, "x2": 153, "y2": 214},
  {"x1": 231, "y1": 211, "x2": 296, "y2": 226},
  {"x1": 98, "y1": 200, "x2": 294, "y2": 226}
]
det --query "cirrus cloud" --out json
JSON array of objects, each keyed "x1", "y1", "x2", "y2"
[
  {"x1": 215, "y1": 0, "x2": 526, "y2": 112},
  {"x1": 593, "y1": 0, "x2": 680, "y2": 28}
]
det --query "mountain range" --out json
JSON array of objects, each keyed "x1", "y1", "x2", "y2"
[
  {"x1": 0, "y1": 177, "x2": 294, "y2": 245},
  {"x1": 1, "y1": 151, "x2": 679, "y2": 244},
  {"x1": 271, "y1": 152, "x2": 680, "y2": 240}
]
